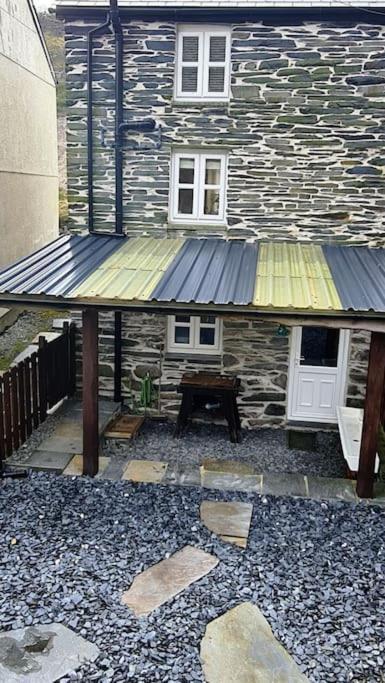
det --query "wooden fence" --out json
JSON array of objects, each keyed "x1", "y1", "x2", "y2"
[{"x1": 0, "y1": 322, "x2": 76, "y2": 464}]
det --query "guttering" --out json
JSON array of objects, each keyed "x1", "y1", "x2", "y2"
[{"x1": 87, "y1": 14, "x2": 112, "y2": 231}]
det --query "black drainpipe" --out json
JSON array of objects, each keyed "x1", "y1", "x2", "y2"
[
  {"x1": 110, "y1": 0, "x2": 124, "y2": 234},
  {"x1": 87, "y1": 15, "x2": 112, "y2": 231}
]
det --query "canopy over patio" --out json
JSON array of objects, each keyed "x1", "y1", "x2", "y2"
[
  {"x1": 1, "y1": 234, "x2": 385, "y2": 317},
  {"x1": 1, "y1": 233, "x2": 385, "y2": 499}
]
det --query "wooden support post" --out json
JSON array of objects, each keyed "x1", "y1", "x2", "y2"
[
  {"x1": 357, "y1": 332, "x2": 385, "y2": 498},
  {"x1": 114, "y1": 311, "x2": 122, "y2": 404},
  {"x1": 82, "y1": 308, "x2": 99, "y2": 477}
]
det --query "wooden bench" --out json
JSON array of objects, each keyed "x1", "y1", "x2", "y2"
[{"x1": 337, "y1": 406, "x2": 380, "y2": 478}]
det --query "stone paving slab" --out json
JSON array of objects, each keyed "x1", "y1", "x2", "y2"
[
  {"x1": 0, "y1": 623, "x2": 99, "y2": 682},
  {"x1": 122, "y1": 460, "x2": 168, "y2": 483},
  {"x1": 11, "y1": 345, "x2": 37, "y2": 366},
  {"x1": 10, "y1": 451, "x2": 73, "y2": 473},
  {"x1": 200, "y1": 602, "x2": 309, "y2": 683},
  {"x1": 263, "y1": 472, "x2": 307, "y2": 498},
  {"x1": 37, "y1": 435, "x2": 83, "y2": 454},
  {"x1": 201, "y1": 460, "x2": 255, "y2": 475},
  {"x1": 200, "y1": 501, "x2": 253, "y2": 540},
  {"x1": 307, "y1": 476, "x2": 358, "y2": 502},
  {"x1": 201, "y1": 469, "x2": 262, "y2": 493},
  {"x1": 122, "y1": 545, "x2": 218, "y2": 617},
  {"x1": 219, "y1": 535, "x2": 247, "y2": 549},
  {"x1": 31, "y1": 332, "x2": 61, "y2": 344},
  {"x1": 54, "y1": 421, "x2": 83, "y2": 438},
  {"x1": 63, "y1": 454, "x2": 110, "y2": 477}
]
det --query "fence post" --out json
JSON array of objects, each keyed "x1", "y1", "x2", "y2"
[
  {"x1": 25, "y1": 357, "x2": 32, "y2": 437},
  {"x1": 10, "y1": 366, "x2": 19, "y2": 450},
  {"x1": 3, "y1": 371, "x2": 12, "y2": 457},
  {"x1": 68, "y1": 322, "x2": 77, "y2": 397},
  {"x1": 0, "y1": 379, "x2": 5, "y2": 468},
  {"x1": 38, "y1": 336, "x2": 48, "y2": 423}
]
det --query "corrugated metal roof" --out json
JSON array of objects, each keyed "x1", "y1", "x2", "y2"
[
  {"x1": 151, "y1": 239, "x2": 258, "y2": 305},
  {"x1": 2, "y1": 234, "x2": 385, "y2": 317},
  {"x1": 324, "y1": 245, "x2": 385, "y2": 313},
  {"x1": 254, "y1": 243, "x2": 342, "y2": 311},
  {"x1": 56, "y1": 0, "x2": 385, "y2": 8},
  {"x1": 70, "y1": 237, "x2": 184, "y2": 301},
  {"x1": 0, "y1": 234, "x2": 123, "y2": 297}
]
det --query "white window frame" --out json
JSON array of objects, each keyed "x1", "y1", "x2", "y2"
[
  {"x1": 167, "y1": 315, "x2": 222, "y2": 355},
  {"x1": 170, "y1": 150, "x2": 227, "y2": 224},
  {"x1": 175, "y1": 25, "x2": 231, "y2": 102}
]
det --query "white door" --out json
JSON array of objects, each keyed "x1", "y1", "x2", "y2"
[{"x1": 288, "y1": 326, "x2": 350, "y2": 423}]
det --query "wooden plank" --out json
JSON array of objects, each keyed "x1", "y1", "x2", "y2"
[
  {"x1": 3, "y1": 371, "x2": 12, "y2": 457},
  {"x1": 114, "y1": 311, "x2": 122, "y2": 403},
  {"x1": 68, "y1": 322, "x2": 77, "y2": 396},
  {"x1": 357, "y1": 332, "x2": 385, "y2": 498},
  {"x1": 104, "y1": 414, "x2": 144, "y2": 439},
  {"x1": 18, "y1": 361, "x2": 26, "y2": 444},
  {"x1": 10, "y1": 366, "x2": 19, "y2": 450},
  {"x1": 0, "y1": 379, "x2": 5, "y2": 467},
  {"x1": 31, "y1": 352, "x2": 39, "y2": 429},
  {"x1": 25, "y1": 357, "x2": 32, "y2": 437},
  {"x1": 38, "y1": 336, "x2": 47, "y2": 423},
  {"x1": 82, "y1": 308, "x2": 99, "y2": 477}
]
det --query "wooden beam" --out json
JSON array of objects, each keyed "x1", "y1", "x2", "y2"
[
  {"x1": 357, "y1": 332, "x2": 385, "y2": 498},
  {"x1": 82, "y1": 308, "x2": 99, "y2": 477},
  {"x1": 114, "y1": 311, "x2": 122, "y2": 403}
]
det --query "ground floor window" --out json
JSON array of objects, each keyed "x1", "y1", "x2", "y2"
[{"x1": 167, "y1": 315, "x2": 222, "y2": 354}]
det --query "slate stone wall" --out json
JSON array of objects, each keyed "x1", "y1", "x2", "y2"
[
  {"x1": 73, "y1": 309, "x2": 368, "y2": 428},
  {"x1": 64, "y1": 15, "x2": 377, "y2": 427},
  {"x1": 64, "y1": 17, "x2": 385, "y2": 243}
]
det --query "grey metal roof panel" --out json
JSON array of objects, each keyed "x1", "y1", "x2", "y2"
[
  {"x1": 56, "y1": 0, "x2": 385, "y2": 8},
  {"x1": 0, "y1": 233, "x2": 124, "y2": 298},
  {"x1": 151, "y1": 238, "x2": 258, "y2": 305},
  {"x1": 323, "y1": 245, "x2": 385, "y2": 313}
]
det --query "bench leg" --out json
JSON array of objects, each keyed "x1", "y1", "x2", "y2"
[
  {"x1": 174, "y1": 393, "x2": 192, "y2": 438},
  {"x1": 222, "y1": 394, "x2": 238, "y2": 443}
]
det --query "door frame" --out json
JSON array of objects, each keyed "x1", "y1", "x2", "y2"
[{"x1": 287, "y1": 326, "x2": 350, "y2": 424}]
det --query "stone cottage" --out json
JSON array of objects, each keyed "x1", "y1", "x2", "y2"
[{"x1": 55, "y1": 0, "x2": 385, "y2": 429}]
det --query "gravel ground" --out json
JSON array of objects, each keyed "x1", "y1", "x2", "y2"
[
  {"x1": 0, "y1": 474, "x2": 384, "y2": 682},
  {"x1": 104, "y1": 420, "x2": 347, "y2": 478}
]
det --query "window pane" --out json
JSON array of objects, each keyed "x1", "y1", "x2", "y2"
[
  {"x1": 175, "y1": 326, "x2": 190, "y2": 344},
  {"x1": 200, "y1": 328, "x2": 215, "y2": 345},
  {"x1": 175, "y1": 315, "x2": 190, "y2": 323},
  {"x1": 178, "y1": 188, "x2": 194, "y2": 214},
  {"x1": 208, "y1": 66, "x2": 225, "y2": 93},
  {"x1": 204, "y1": 189, "x2": 220, "y2": 215},
  {"x1": 205, "y1": 159, "x2": 221, "y2": 185},
  {"x1": 179, "y1": 158, "x2": 194, "y2": 184},
  {"x1": 182, "y1": 36, "x2": 199, "y2": 62},
  {"x1": 181, "y1": 66, "x2": 198, "y2": 92},
  {"x1": 209, "y1": 35, "x2": 226, "y2": 62},
  {"x1": 200, "y1": 315, "x2": 215, "y2": 325},
  {"x1": 300, "y1": 327, "x2": 340, "y2": 367}
]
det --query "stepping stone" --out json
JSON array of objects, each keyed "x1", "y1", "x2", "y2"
[
  {"x1": 10, "y1": 450, "x2": 73, "y2": 473},
  {"x1": 307, "y1": 476, "x2": 358, "y2": 502},
  {"x1": 263, "y1": 472, "x2": 307, "y2": 498},
  {"x1": 122, "y1": 545, "x2": 218, "y2": 616},
  {"x1": 37, "y1": 435, "x2": 82, "y2": 454},
  {"x1": 122, "y1": 459, "x2": 168, "y2": 483},
  {"x1": 200, "y1": 501, "x2": 253, "y2": 548},
  {"x1": 201, "y1": 470, "x2": 262, "y2": 493},
  {"x1": 200, "y1": 602, "x2": 309, "y2": 683},
  {"x1": 63, "y1": 454, "x2": 110, "y2": 477},
  {"x1": 201, "y1": 460, "x2": 255, "y2": 475},
  {"x1": 54, "y1": 420, "x2": 83, "y2": 438},
  {"x1": 0, "y1": 623, "x2": 99, "y2": 682}
]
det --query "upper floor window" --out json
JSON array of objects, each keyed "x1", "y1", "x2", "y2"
[
  {"x1": 175, "y1": 25, "x2": 231, "y2": 101},
  {"x1": 170, "y1": 150, "x2": 227, "y2": 224}
]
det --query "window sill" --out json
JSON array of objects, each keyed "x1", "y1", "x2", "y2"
[
  {"x1": 165, "y1": 352, "x2": 222, "y2": 363},
  {"x1": 172, "y1": 99, "x2": 230, "y2": 108},
  {"x1": 168, "y1": 221, "x2": 228, "y2": 230}
]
